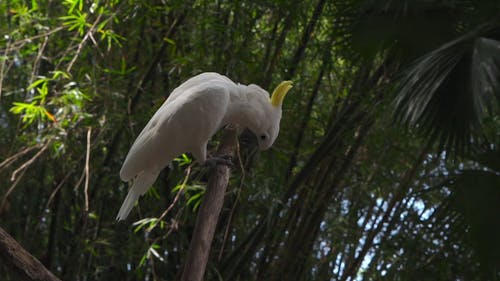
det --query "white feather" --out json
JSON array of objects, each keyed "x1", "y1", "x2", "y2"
[{"x1": 116, "y1": 171, "x2": 158, "y2": 221}]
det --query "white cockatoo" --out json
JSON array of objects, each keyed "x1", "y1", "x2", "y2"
[{"x1": 116, "y1": 72, "x2": 292, "y2": 220}]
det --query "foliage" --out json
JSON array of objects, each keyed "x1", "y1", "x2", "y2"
[{"x1": 0, "y1": 0, "x2": 499, "y2": 280}]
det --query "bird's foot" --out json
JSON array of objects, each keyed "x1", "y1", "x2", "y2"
[{"x1": 204, "y1": 155, "x2": 234, "y2": 168}]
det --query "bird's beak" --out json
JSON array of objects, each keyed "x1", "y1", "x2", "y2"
[{"x1": 270, "y1": 81, "x2": 293, "y2": 107}]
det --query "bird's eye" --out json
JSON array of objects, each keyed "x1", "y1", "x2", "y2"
[{"x1": 260, "y1": 135, "x2": 267, "y2": 140}]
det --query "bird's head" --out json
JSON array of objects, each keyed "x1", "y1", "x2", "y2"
[{"x1": 250, "y1": 80, "x2": 293, "y2": 150}]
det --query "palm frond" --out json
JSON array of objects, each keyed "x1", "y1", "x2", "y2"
[
  {"x1": 448, "y1": 169, "x2": 500, "y2": 277},
  {"x1": 394, "y1": 25, "x2": 500, "y2": 154},
  {"x1": 471, "y1": 37, "x2": 500, "y2": 111},
  {"x1": 432, "y1": 146, "x2": 500, "y2": 278}
]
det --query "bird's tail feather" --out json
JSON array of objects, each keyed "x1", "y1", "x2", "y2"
[{"x1": 116, "y1": 171, "x2": 158, "y2": 221}]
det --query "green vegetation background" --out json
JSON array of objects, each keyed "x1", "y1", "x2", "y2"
[{"x1": 0, "y1": 1, "x2": 499, "y2": 280}]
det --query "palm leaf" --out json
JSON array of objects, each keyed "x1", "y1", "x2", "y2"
[
  {"x1": 394, "y1": 25, "x2": 500, "y2": 154},
  {"x1": 448, "y1": 169, "x2": 500, "y2": 278},
  {"x1": 431, "y1": 148, "x2": 500, "y2": 278},
  {"x1": 471, "y1": 37, "x2": 500, "y2": 111}
]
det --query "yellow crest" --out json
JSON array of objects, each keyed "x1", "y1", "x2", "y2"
[{"x1": 270, "y1": 81, "x2": 293, "y2": 107}]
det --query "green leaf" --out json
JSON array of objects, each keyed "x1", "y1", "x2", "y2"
[
  {"x1": 187, "y1": 189, "x2": 205, "y2": 211},
  {"x1": 174, "y1": 153, "x2": 192, "y2": 166},
  {"x1": 149, "y1": 186, "x2": 161, "y2": 199},
  {"x1": 132, "y1": 218, "x2": 158, "y2": 233},
  {"x1": 64, "y1": 0, "x2": 84, "y2": 13},
  {"x1": 163, "y1": 37, "x2": 176, "y2": 45},
  {"x1": 51, "y1": 70, "x2": 71, "y2": 80},
  {"x1": 27, "y1": 77, "x2": 49, "y2": 91},
  {"x1": 60, "y1": 11, "x2": 89, "y2": 36},
  {"x1": 98, "y1": 24, "x2": 125, "y2": 50},
  {"x1": 10, "y1": 101, "x2": 52, "y2": 125},
  {"x1": 31, "y1": 0, "x2": 39, "y2": 11},
  {"x1": 148, "y1": 245, "x2": 164, "y2": 262},
  {"x1": 138, "y1": 253, "x2": 148, "y2": 267},
  {"x1": 34, "y1": 82, "x2": 49, "y2": 104}
]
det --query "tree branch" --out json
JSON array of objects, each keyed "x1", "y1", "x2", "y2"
[
  {"x1": 0, "y1": 226, "x2": 61, "y2": 281},
  {"x1": 180, "y1": 127, "x2": 238, "y2": 281}
]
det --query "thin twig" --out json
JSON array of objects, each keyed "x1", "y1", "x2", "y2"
[
  {"x1": 0, "y1": 38, "x2": 12, "y2": 101},
  {"x1": 0, "y1": 145, "x2": 41, "y2": 172},
  {"x1": 0, "y1": 140, "x2": 51, "y2": 210},
  {"x1": 0, "y1": 27, "x2": 64, "y2": 53},
  {"x1": 88, "y1": 32, "x2": 105, "y2": 58},
  {"x1": 74, "y1": 168, "x2": 85, "y2": 192},
  {"x1": 218, "y1": 137, "x2": 245, "y2": 261},
  {"x1": 45, "y1": 171, "x2": 73, "y2": 209},
  {"x1": 66, "y1": 13, "x2": 103, "y2": 73},
  {"x1": 1, "y1": 142, "x2": 50, "y2": 211},
  {"x1": 30, "y1": 170, "x2": 73, "y2": 238},
  {"x1": 1, "y1": 168, "x2": 27, "y2": 211},
  {"x1": 29, "y1": 35, "x2": 49, "y2": 85},
  {"x1": 148, "y1": 165, "x2": 193, "y2": 232},
  {"x1": 10, "y1": 141, "x2": 51, "y2": 182},
  {"x1": 84, "y1": 127, "x2": 92, "y2": 213}
]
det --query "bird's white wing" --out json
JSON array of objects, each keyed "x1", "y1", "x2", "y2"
[
  {"x1": 166, "y1": 72, "x2": 234, "y2": 103},
  {"x1": 119, "y1": 78, "x2": 232, "y2": 181},
  {"x1": 119, "y1": 111, "x2": 170, "y2": 181}
]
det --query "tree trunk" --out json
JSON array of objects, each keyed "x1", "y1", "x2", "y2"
[
  {"x1": 180, "y1": 127, "x2": 238, "y2": 281},
  {"x1": 0, "y1": 226, "x2": 61, "y2": 281}
]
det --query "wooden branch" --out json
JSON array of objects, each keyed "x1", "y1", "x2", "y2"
[
  {"x1": 0, "y1": 226, "x2": 61, "y2": 281},
  {"x1": 180, "y1": 127, "x2": 238, "y2": 281}
]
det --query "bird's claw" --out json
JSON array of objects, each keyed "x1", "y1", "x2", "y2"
[{"x1": 205, "y1": 155, "x2": 234, "y2": 168}]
